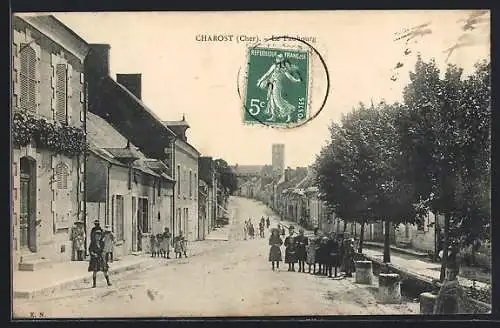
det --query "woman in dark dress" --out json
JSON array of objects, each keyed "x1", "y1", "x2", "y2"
[
  {"x1": 295, "y1": 228, "x2": 309, "y2": 273},
  {"x1": 88, "y1": 230, "x2": 111, "y2": 288},
  {"x1": 268, "y1": 228, "x2": 283, "y2": 271},
  {"x1": 317, "y1": 236, "x2": 329, "y2": 275},
  {"x1": 284, "y1": 226, "x2": 298, "y2": 272},
  {"x1": 325, "y1": 232, "x2": 340, "y2": 278}
]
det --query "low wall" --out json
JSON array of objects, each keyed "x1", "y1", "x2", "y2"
[{"x1": 359, "y1": 253, "x2": 491, "y2": 314}]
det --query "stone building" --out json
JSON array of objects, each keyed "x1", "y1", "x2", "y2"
[
  {"x1": 11, "y1": 15, "x2": 88, "y2": 271},
  {"x1": 164, "y1": 119, "x2": 200, "y2": 242},
  {"x1": 85, "y1": 43, "x2": 177, "y2": 252}
]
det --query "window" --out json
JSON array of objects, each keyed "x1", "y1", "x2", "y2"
[
  {"x1": 115, "y1": 195, "x2": 124, "y2": 240},
  {"x1": 55, "y1": 64, "x2": 68, "y2": 124},
  {"x1": 189, "y1": 170, "x2": 192, "y2": 197},
  {"x1": 19, "y1": 45, "x2": 37, "y2": 113},
  {"x1": 177, "y1": 165, "x2": 181, "y2": 196},
  {"x1": 55, "y1": 162, "x2": 69, "y2": 189},
  {"x1": 138, "y1": 198, "x2": 149, "y2": 233},
  {"x1": 194, "y1": 173, "x2": 197, "y2": 198}
]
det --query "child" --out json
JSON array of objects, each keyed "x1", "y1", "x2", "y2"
[
  {"x1": 284, "y1": 226, "x2": 298, "y2": 272},
  {"x1": 150, "y1": 234, "x2": 158, "y2": 257},
  {"x1": 174, "y1": 231, "x2": 187, "y2": 258},
  {"x1": 156, "y1": 233, "x2": 164, "y2": 258},
  {"x1": 259, "y1": 221, "x2": 265, "y2": 238},
  {"x1": 162, "y1": 227, "x2": 172, "y2": 259},
  {"x1": 295, "y1": 228, "x2": 309, "y2": 273},
  {"x1": 269, "y1": 228, "x2": 283, "y2": 271},
  {"x1": 102, "y1": 225, "x2": 115, "y2": 264}
]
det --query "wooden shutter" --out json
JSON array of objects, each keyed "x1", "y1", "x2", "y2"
[
  {"x1": 55, "y1": 64, "x2": 68, "y2": 124},
  {"x1": 20, "y1": 45, "x2": 37, "y2": 113}
]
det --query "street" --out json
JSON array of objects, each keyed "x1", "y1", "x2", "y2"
[{"x1": 13, "y1": 197, "x2": 419, "y2": 318}]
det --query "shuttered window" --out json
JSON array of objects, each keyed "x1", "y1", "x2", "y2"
[
  {"x1": 55, "y1": 64, "x2": 68, "y2": 124},
  {"x1": 19, "y1": 45, "x2": 37, "y2": 113},
  {"x1": 56, "y1": 162, "x2": 69, "y2": 189}
]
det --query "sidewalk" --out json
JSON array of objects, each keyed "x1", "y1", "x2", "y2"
[
  {"x1": 264, "y1": 207, "x2": 490, "y2": 291},
  {"x1": 13, "y1": 239, "x2": 229, "y2": 300},
  {"x1": 362, "y1": 248, "x2": 490, "y2": 290},
  {"x1": 363, "y1": 241, "x2": 429, "y2": 258},
  {"x1": 13, "y1": 255, "x2": 154, "y2": 300}
]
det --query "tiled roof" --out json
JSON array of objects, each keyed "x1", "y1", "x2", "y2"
[
  {"x1": 87, "y1": 112, "x2": 169, "y2": 179},
  {"x1": 87, "y1": 112, "x2": 130, "y2": 149}
]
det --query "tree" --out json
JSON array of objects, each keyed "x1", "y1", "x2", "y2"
[
  {"x1": 400, "y1": 56, "x2": 491, "y2": 280},
  {"x1": 314, "y1": 103, "x2": 423, "y2": 259},
  {"x1": 214, "y1": 158, "x2": 238, "y2": 196}
]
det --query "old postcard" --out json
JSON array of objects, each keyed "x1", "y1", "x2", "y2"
[{"x1": 11, "y1": 10, "x2": 491, "y2": 318}]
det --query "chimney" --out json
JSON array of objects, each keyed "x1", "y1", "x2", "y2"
[
  {"x1": 117, "y1": 74, "x2": 142, "y2": 99},
  {"x1": 88, "y1": 44, "x2": 110, "y2": 77}
]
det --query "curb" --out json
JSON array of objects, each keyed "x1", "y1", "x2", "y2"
[{"x1": 13, "y1": 259, "x2": 150, "y2": 300}]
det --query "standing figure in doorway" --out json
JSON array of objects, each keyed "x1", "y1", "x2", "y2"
[
  {"x1": 295, "y1": 228, "x2": 309, "y2": 273},
  {"x1": 268, "y1": 227, "x2": 283, "y2": 271},
  {"x1": 71, "y1": 221, "x2": 86, "y2": 261},
  {"x1": 284, "y1": 226, "x2": 298, "y2": 272},
  {"x1": 88, "y1": 230, "x2": 111, "y2": 288}
]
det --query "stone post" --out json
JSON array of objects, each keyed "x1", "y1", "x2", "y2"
[
  {"x1": 378, "y1": 273, "x2": 401, "y2": 304},
  {"x1": 419, "y1": 292, "x2": 438, "y2": 314},
  {"x1": 355, "y1": 261, "x2": 373, "y2": 285}
]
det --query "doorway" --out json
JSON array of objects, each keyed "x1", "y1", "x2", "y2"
[
  {"x1": 131, "y1": 196, "x2": 137, "y2": 251},
  {"x1": 19, "y1": 157, "x2": 37, "y2": 252},
  {"x1": 137, "y1": 198, "x2": 149, "y2": 252}
]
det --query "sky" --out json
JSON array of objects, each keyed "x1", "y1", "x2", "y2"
[{"x1": 37, "y1": 11, "x2": 489, "y2": 168}]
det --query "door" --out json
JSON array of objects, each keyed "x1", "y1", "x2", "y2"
[
  {"x1": 20, "y1": 157, "x2": 36, "y2": 252},
  {"x1": 131, "y1": 196, "x2": 137, "y2": 251}
]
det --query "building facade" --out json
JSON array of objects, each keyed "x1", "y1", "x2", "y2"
[
  {"x1": 86, "y1": 112, "x2": 175, "y2": 256},
  {"x1": 199, "y1": 156, "x2": 217, "y2": 235},
  {"x1": 85, "y1": 44, "x2": 178, "y2": 252},
  {"x1": 11, "y1": 15, "x2": 89, "y2": 270},
  {"x1": 165, "y1": 120, "x2": 200, "y2": 242}
]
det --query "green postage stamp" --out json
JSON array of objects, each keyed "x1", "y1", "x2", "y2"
[{"x1": 243, "y1": 47, "x2": 310, "y2": 126}]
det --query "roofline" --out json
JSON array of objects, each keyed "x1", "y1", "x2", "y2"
[
  {"x1": 175, "y1": 137, "x2": 201, "y2": 156},
  {"x1": 108, "y1": 77, "x2": 178, "y2": 139},
  {"x1": 16, "y1": 14, "x2": 90, "y2": 61}
]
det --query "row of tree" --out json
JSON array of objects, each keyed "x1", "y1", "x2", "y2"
[{"x1": 314, "y1": 56, "x2": 490, "y2": 280}]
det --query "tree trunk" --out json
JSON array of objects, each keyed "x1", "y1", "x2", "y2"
[
  {"x1": 383, "y1": 219, "x2": 391, "y2": 263},
  {"x1": 440, "y1": 212, "x2": 450, "y2": 282},
  {"x1": 358, "y1": 221, "x2": 365, "y2": 253}
]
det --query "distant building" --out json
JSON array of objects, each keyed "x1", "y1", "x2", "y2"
[{"x1": 272, "y1": 144, "x2": 285, "y2": 176}]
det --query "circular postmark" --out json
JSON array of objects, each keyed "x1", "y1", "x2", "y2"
[{"x1": 237, "y1": 35, "x2": 330, "y2": 129}]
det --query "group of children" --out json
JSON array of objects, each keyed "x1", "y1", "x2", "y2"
[
  {"x1": 150, "y1": 228, "x2": 187, "y2": 259},
  {"x1": 244, "y1": 217, "x2": 271, "y2": 240},
  {"x1": 269, "y1": 225, "x2": 356, "y2": 278}
]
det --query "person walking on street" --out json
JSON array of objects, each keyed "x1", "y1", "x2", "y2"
[
  {"x1": 161, "y1": 227, "x2": 172, "y2": 259},
  {"x1": 243, "y1": 220, "x2": 248, "y2": 240},
  {"x1": 150, "y1": 234, "x2": 158, "y2": 257},
  {"x1": 71, "y1": 221, "x2": 86, "y2": 261},
  {"x1": 88, "y1": 230, "x2": 111, "y2": 288},
  {"x1": 259, "y1": 221, "x2": 265, "y2": 238},
  {"x1": 266, "y1": 217, "x2": 270, "y2": 229},
  {"x1": 102, "y1": 225, "x2": 115, "y2": 263},
  {"x1": 318, "y1": 236, "x2": 329, "y2": 276},
  {"x1": 295, "y1": 228, "x2": 309, "y2": 273},
  {"x1": 249, "y1": 223, "x2": 255, "y2": 239},
  {"x1": 269, "y1": 227, "x2": 283, "y2": 271},
  {"x1": 284, "y1": 226, "x2": 298, "y2": 272}
]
